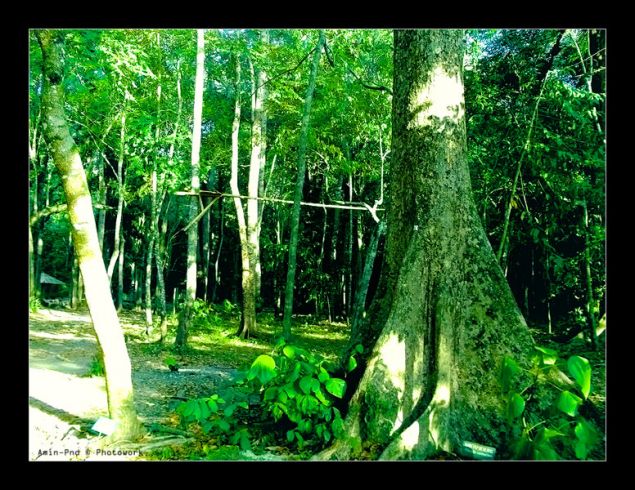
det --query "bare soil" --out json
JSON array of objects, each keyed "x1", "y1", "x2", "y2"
[{"x1": 29, "y1": 307, "x2": 241, "y2": 461}]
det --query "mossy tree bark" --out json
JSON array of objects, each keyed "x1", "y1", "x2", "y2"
[
  {"x1": 319, "y1": 30, "x2": 533, "y2": 461},
  {"x1": 36, "y1": 29, "x2": 143, "y2": 442}
]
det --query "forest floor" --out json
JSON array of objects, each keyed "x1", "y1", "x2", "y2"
[
  {"x1": 28, "y1": 306, "x2": 605, "y2": 461},
  {"x1": 28, "y1": 305, "x2": 348, "y2": 461}
]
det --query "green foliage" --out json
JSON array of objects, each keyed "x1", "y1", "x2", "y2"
[
  {"x1": 87, "y1": 354, "x2": 105, "y2": 377},
  {"x1": 189, "y1": 299, "x2": 228, "y2": 331},
  {"x1": 567, "y1": 355, "x2": 591, "y2": 399},
  {"x1": 164, "y1": 355, "x2": 178, "y2": 369},
  {"x1": 176, "y1": 393, "x2": 249, "y2": 447},
  {"x1": 241, "y1": 339, "x2": 353, "y2": 449},
  {"x1": 29, "y1": 296, "x2": 41, "y2": 313},
  {"x1": 498, "y1": 345, "x2": 602, "y2": 460}
]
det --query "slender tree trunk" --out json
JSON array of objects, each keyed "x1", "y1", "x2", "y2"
[
  {"x1": 37, "y1": 30, "x2": 142, "y2": 442},
  {"x1": 496, "y1": 32, "x2": 564, "y2": 264},
  {"x1": 130, "y1": 261, "x2": 136, "y2": 308},
  {"x1": 330, "y1": 176, "x2": 344, "y2": 319},
  {"x1": 318, "y1": 30, "x2": 533, "y2": 461},
  {"x1": 248, "y1": 56, "x2": 266, "y2": 306},
  {"x1": 147, "y1": 44, "x2": 162, "y2": 334},
  {"x1": 135, "y1": 266, "x2": 142, "y2": 311},
  {"x1": 34, "y1": 162, "x2": 51, "y2": 298},
  {"x1": 29, "y1": 223, "x2": 36, "y2": 299},
  {"x1": 117, "y1": 232, "x2": 124, "y2": 310},
  {"x1": 97, "y1": 152, "x2": 106, "y2": 254},
  {"x1": 78, "y1": 262, "x2": 85, "y2": 307},
  {"x1": 283, "y1": 30, "x2": 324, "y2": 339},
  {"x1": 145, "y1": 163, "x2": 158, "y2": 333},
  {"x1": 29, "y1": 113, "x2": 41, "y2": 299},
  {"x1": 156, "y1": 209, "x2": 169, "y2": 341},
  {"x1": 202, "y1": 195, "x2": 211, "y2": 302},
  {"x1": 229, "y1": 56, "x2": 256, "y2": 339},
  {"x1": 107, "y1": 108, "x2": 126, "y2": 282},
  {"x1": 176, "y1": 29, "x2": 205, "y2": 351},
  {"x1": 212, "y1": 201, "x2": 225, "y2": 303},
  {"x1": 582, "y1": 197, "x2": 598, "y2": 349},
  {"x1": 350, "y1": 220, "x2": 386, "y2": 341},
  {"x1": 71, "y1": 255, "x2": 79, "y2": 309},
  {"x1": 570, "y1": 29, "x2": 603, "y2": 349},
  {"x1": 156, "y1": 57, "x2": 182, "y2": 341},
  {"x1": 345, "y1": 172, "x2": 354, "y2": 318}
]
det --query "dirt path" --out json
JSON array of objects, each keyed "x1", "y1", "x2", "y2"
[{"x1": 29, "y1": 308, "x2": 241, "y2": 461}]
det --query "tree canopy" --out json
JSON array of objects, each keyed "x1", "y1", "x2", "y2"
[{"x1": 29, "y1": 28, "x2": 605, "y2": 461}]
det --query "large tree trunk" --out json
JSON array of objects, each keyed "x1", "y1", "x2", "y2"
[
  {"x1": 36, "y1": 30, "x2": 142, "y2": 442},
  {"x1": 282, "y1": 30, "x2": 324, "y2": 339},
  {"x1": 318, "y1": 30, "x2": 533, "y2": 461},
  {"x1": 176, "y1": 29, "x2": 205, "y2": 351}
]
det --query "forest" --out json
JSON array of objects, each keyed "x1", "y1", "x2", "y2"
[{"x1": 28, "y1": 28, "x2": 605, "y2": 461}]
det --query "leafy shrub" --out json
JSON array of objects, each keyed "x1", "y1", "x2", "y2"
[
  {"x1": 189, "y1": 299, "x2": 223, "y2": 331},
  {"x1": 221, "y1": 299, "x2": 237, "y2": 315},
  {"x1": 241, "y1": 339, "x2": 362, "y2": 449},
  {"x1": 176, "y1": 394, "x2": 250, "y2": 450},
  {"x1": 499, "y1": 345, "x2": 602, "y2": 460}
]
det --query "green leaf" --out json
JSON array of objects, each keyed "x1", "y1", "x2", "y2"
[
  {"x1": 239, "y1": 431, "x2": 251, "y2": 451},
  {"x1": 283, "y1": 345, "x2": 297, "y2": 359},
  {"x1": 206, "y1": 399, "x2": 218, "y2": 414},
  {"x1": 325, "y1": 378, "x2": 346, "y2": 399},
  {"x1": 248, "y1": 354, "x2": 277, "y2": 384},
  {"x1": 300, "y1": 395, "x2": 319, "y2": 413},
  {"x1": 542, "y1": 427, "x2": 565, "y2": 440},
  {"x1": 324, "y1": 428, "x2": 331, "y2": 442},
  {"x1": 557, "y1": 390, "x2": 583, "y2": 417},
  {"x1": 354, "y1": 344, "x2": 364, "y2": 354},
  {"x1": 347, "y1": 355, "x2": 358, "y2": 372},
  {"x1": 283, "y1": 385, "x2": 297, "y2": 399},
  {"x1": 295, "y1": 431, "x2": 305, "y2": 448},
  {"x1": 217, "y1": 419, "x2": 230, "y2": 432},
  {"x1": 533, "y1": 440, "x2": 560, "y2": 460},
  {"x1": 264, "y1": 386, "x2": 278, "y2": 401},
  {"x1": 331, "y1": 415, "x2": 344, "y2": 436},
  {"x1": 314, "y1": 386, "x2": 331, "y2": 406},
  {"x1": 574, "y1": 419, "x2": 599, "y2": 459},
  {"x1": 318, "y1": 367, "x2": 330, "y2": 383},
  {"x1": 506, "y1": 392, "x2": 525, "y2": 421},
  {"x1": 535, "y1": 346, "x2": 558, "y2": 366},
  {"x1": 567, "y1": 355, "x2": 591, "y2": 399},
  {"x1": 287, "y1": 430, "x2": 295, "y2": 442},
  {"x1": 299, "y1": 376, "x2": 313, "y2": 394},
  {"x1": 500, "y1": 356, "x2": 520, "y2": 392},
  {"x1": 200, "y1": 420, "x2": 213, "y2": 434}
]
